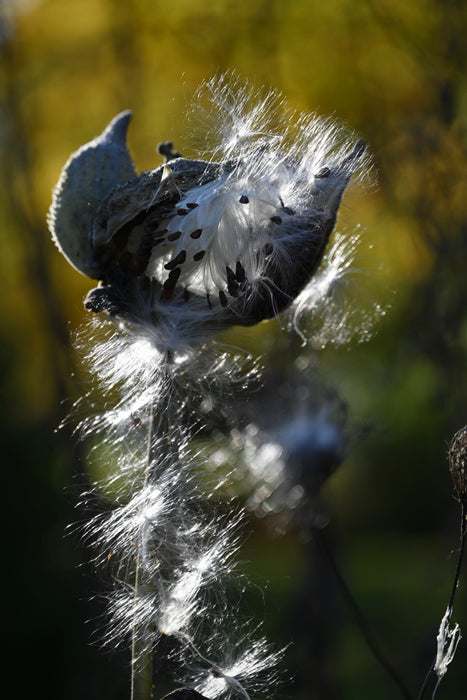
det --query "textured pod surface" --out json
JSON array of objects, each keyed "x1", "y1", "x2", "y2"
[
  {"x1": 48, "y1": 111, "x2": 137, "y2": 279},
  {"x1": 92, "y1": 158, "x2": 225, "y2": 253}
]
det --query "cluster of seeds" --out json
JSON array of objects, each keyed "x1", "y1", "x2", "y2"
[{"x1": 117, "y1": 169, "x2": 301, "y2": 314}]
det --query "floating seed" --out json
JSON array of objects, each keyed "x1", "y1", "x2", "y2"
[
  {"x1": 239, "y1": 195, "x2": 249, "y2": 204},
  {"x1": 186, "y1": 202, "x2": 198, "y2": 209},
  {"x1": 219, "y1": 290, "x2": 228, "y2": 307},
  {"x1": 206, "y1": 292, "x2": 212, "y2": 309},
  {"x1": 193, "y1": 250, "x2": 206, "y2": 261},
  {"x1": 165, "y1": 250, "x2": 187, "y2": 270},
  {"x1": 167, "y1": 231, "x2": 182, "y2": 241},
  {"x1": 176, "y1": 208, "x2": 189, "y2": 216},
  {"x1": 235, "y1": 261, "x2": 246, "y2": 283},
  {"x1": 190, "y1": 229, "x2": 202, "y2": 239},
  {"x1": 270, "y1": 215, "x2": 282, "y2": 225},
  {"x1": 281, "y1": 206, "x2": 295, "y2": 216},
  {"x1": 184, "y1": 287, "x2": 190, "y2": 303}
]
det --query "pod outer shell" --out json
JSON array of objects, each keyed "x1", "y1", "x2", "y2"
[{"x1": 48, "y1": 111, "x2": 137, "y2": 279}]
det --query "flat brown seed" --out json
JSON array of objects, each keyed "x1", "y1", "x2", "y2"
[
  {"x1": 239, "y1": 195, "x2": 249, "y2": 204},
  {"x1": 163, "y1": 267, "x2": 181, "y2": 290},
  {"x1": 190, "y1": 229, "x2": 202, "y2": 239},
  {"x1": 270, "y1": 216, "x2": 282, "y2": 225},
  {"x1": 167, "y1": 231, "x2": 182, "y2": 241},
  {"x1": 193, "y1": 250, "x2": 206, "y2": 261},
  {"x1": 219, "y1": 290, "x2": 228, "y2": 307},
  {"x1": 186, "y1": 202, "x2": 198, "y2": 209},
  {"x1": 165, "y1": 250, "x2": 187, "y2": 270}
]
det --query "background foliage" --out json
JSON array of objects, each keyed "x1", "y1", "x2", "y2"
[{"x1": 2, "y1": 0, "x2": 466, "y2": 698}]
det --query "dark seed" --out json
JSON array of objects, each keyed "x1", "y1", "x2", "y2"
[
  {"x1": 190, "y1": 229, "x2": 202, "y2": 239},
  {"x1": 263, "y1": 243, "x2": 274, "y2": 257},
  {"x1": 163, "y1": 267, "x2": 181, "y2": 289},
  {"x1": 169, "y1": 267, "x2": 181, "y2": 281},
  {"x1": 315, "y1": 167, "x2": 331, "y2": 178},
  {"x1": 226, "y1": 266, "x2": 236, "y2": 284},
  {"x1": 167, "y1": 231, "x2": 182, "y2": 241},
  {"x1": 219, "y1": 290, "x2": 228, "y2": 307},
  {"x1": 226, "y1": 266, "x2": 239, "y2": 296},
  {"x1": 161, "y1": 268, "x2": 181, "y2": 299},
  {"x1": 165, "y1": 250, "x2": 187, "y2": 270},
  {"x1": 270, "y1": 215, "x2": 282, "y2": 225},
  {"x1": 193, "y1": 250, "x2": 206, "y2": 261},
  {"x1": 152, "y1": 236, "x2": 165, "y2": 246},
  {"x1": 235, "y1": 261, "x2": 246, "y2": 283},
  {"x1": 186, "y1": 202, "x2": 198, "y2": 209},
  {"x1": 206, "y1": 292, "x2": 212, "y2": 309},
  {"x1": 281, "y1": 206, "x2": 295, "y2": 216},
  {"x1": 177, "y1": 208, "x2": 189, "y2": 216},
  {"x1": 239, "y1": 195, "x2": 249, "y2": 204},
  {"x1": 184, "y1": 287, "x2": 190, "y2": 303}
]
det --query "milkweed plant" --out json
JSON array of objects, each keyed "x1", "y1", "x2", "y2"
[{"x1": 48, "y1": 74, "x2": 463, "y2": 699}]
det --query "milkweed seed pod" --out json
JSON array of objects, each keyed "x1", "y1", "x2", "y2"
[
  {"x1": 448, "y1": 425, "x2": 467, "y2": 503},
  {"x1": 48, "y1": 111, "x2": 137, "y2": 278},
  {"x1": 49, "y1": 78, "x2": 368, "y2": 351}
]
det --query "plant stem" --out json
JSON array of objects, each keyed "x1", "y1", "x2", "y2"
[
  {"x1": 312, "y1": 526, "x2": 413, "y2": 699},
  {"x1": 131, "y1": 356, "x2": 175, "y2": 700},
  {"x1": 417, "y1": 501, "x2": 466, "y2": 700}
]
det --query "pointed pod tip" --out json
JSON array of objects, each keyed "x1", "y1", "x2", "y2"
[{"x1": 103, "y1": 110, "x2": 133, "y2": 146}]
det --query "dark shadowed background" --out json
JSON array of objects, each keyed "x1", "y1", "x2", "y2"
[{"x1": 1, "y1": 0, "x2": 466, "y2": 698}]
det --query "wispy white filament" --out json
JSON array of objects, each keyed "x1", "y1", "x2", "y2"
[{"x1": 65, "y1": 73, "x2": 376, "y2": 698}]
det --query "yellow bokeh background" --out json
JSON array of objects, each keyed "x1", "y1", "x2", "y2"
[{"x1": 2, "y1": 0, "x2": 467, "y2": 698}]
